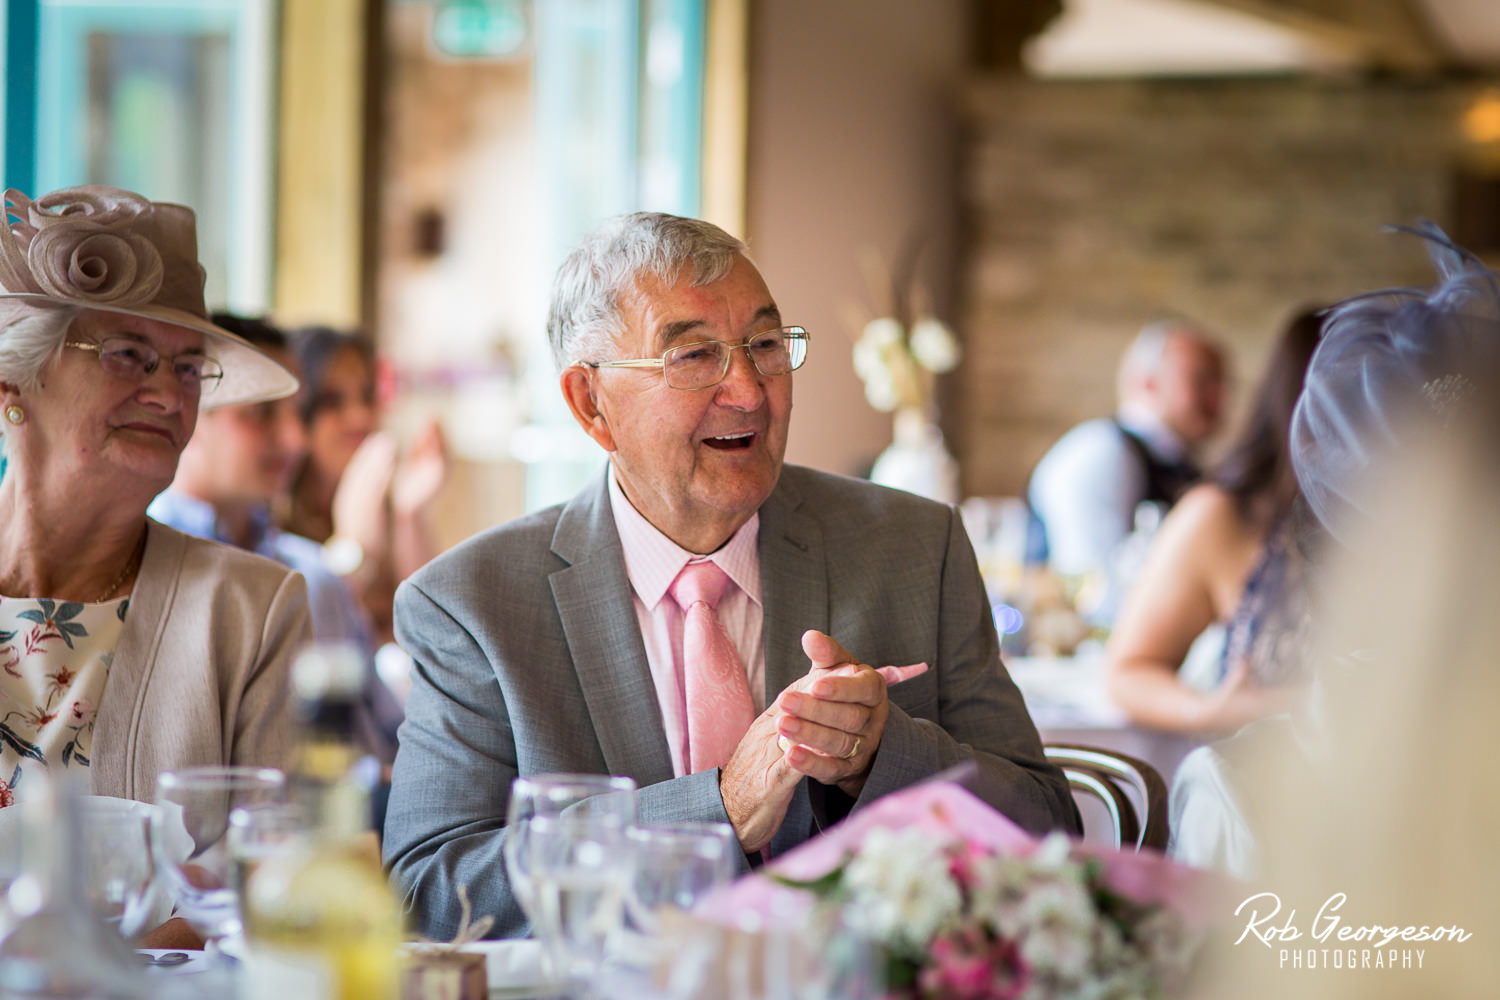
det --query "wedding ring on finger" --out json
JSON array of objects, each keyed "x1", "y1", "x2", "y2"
[{"x1": 841, "y1": 736, "x2": 862, "y2": 761}]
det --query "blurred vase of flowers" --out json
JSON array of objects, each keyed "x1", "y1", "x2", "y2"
[{"x1": 854, "y1": 308, "x2": 962, "y2": 504}]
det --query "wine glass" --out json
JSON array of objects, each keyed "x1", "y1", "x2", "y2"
[
  {"x1": 152, "y1": 766, "x2": 286, "y2": 958},
  {"x1": 504, "y1": 774, "x2": 637, "y2": 992}
]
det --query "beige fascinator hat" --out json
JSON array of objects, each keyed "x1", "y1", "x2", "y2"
[{"x1": 0, "y1": 185, "x2": 298, "y2": 407}]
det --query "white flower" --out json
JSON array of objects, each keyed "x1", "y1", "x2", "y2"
[
  {"x1": 853, "y1": 317, "x2": 902, "y2": 383},
  {"x1": 841, "y1": 827, "x2": 960, "y2": 952},
  {"x1": 1028, "y1": 832, "x2": 1074, "y2": 874},
  {"x1": 988, "y1": 872, "x2": 1095, "y2": 977},
  {"x1": 858, "y1": 316, "x2": 904, "y2": 351},
  {"x1": 909, "y1": 317, "x2": 960, "y2": 373},
  {"x1": 861, "y1": 369, "x2": 900, "y2": 412}
]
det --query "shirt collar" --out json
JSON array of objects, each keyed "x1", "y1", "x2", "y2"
[
  {"x1": 1116, "y1": 403, "x2": 1190, "y2": 463},
  {"x1": 150, "y1": 490, "x2": 220, "y2": 540},
  {"x1": 607, "y1": 466, "x2": 762, "y2": 611},
  {"x1": 149, "y1": 490, "x2": 277, "y2": 554}
]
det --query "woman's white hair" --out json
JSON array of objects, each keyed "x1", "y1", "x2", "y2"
[
  {"x1": 0, "y1": 304, "x2": 80, "y2": 393},
  {"x1": 545, "y1": 212, "x2": 750, "y2": 370}
]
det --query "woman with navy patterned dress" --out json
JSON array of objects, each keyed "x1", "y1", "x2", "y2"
[{"x1": 1103, "y1": 307, "x2": 1324, "y2": 735}]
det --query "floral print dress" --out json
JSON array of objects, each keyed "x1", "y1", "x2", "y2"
[{"x1": 0, "y1": 596, "x2": 125, "y2": 807}]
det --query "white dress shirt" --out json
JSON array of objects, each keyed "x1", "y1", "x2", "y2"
[{"x1": 1027, "y1": 406, "x2": 1189, "y2": 577}]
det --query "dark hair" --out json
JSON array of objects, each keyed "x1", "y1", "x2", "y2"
[
  {"x1": 286, "y1": 325, "x2": 375, "y2": 425},
  {"x1": 1214, "y1": 306, "x2": 1325, "y2": 528},
  {"x1": 210, "y1": 312, "x2": 287, "y2": 354}
]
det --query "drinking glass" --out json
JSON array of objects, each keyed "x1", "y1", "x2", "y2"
[
  {"x1": 226, "y1": 799, "x2": 306, "y2": 902},
  {"x1": 78, "y1": 797, "x2": 160, "y2": 940},
  {"x1": 152, "y1": 766, "x2": 286, "y2": 958},
  {"x1": 624, "y1": 822, "x2": 736, "y2": 937},
  {"x1": 504, "y1": 774, "x2": 637, "y2": 992},
  {"x1": 725, "y1": 908, "x2": 881, "y2": 1000}
]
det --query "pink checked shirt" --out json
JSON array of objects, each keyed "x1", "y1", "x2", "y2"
[{"x1": 607, "y1": 470, "x2": 765, "y2": 777}]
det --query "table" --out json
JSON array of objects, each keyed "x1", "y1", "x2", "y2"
[{"x1": 1004, "y1": 654, "x2": 1203, "y2": 784}]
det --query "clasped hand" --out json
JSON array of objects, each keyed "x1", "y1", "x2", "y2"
[{"x1": 718, "y1": 629, "x2": 928, "y2": 852}]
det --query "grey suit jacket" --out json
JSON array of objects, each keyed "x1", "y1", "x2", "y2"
[{"x1": 383, "y1": 465, "x2": 1078, "y2": 939}]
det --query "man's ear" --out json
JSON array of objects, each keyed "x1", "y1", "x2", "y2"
[{"x1": 560, "y1": 365, "x2": 616, "y2": 453}]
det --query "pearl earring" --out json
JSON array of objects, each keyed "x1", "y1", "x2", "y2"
[{"x1": 3, "y1": 405, "x2": 22, "y2": 426}]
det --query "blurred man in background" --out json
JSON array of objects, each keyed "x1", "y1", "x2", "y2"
[
  {"x1": 1028, "y1": 317, "x2": 1226, "y2": 584},
  {"x1": 150, "y1": 313, "x2": 403, "y2": 774}
]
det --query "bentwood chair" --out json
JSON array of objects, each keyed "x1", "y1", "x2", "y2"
[{"x1": 1044, "y1": 743, "x2": 1170, "y2": 852}]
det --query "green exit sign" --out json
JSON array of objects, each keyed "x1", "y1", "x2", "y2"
[{"x1": 431, "y1": 0, "x2": 528, "y2": 60}]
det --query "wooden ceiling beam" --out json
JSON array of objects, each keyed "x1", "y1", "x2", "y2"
[
  {"x1": 1198, "y1": 0, "x2": 1448, "y2": 72},
  {"x1": 971, "y1": 0, "x2": 1065, "y2": 71}
]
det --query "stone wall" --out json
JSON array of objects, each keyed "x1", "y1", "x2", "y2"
[{"x1": 955, "y1": 75, "x2": 1495, "y2": 496}]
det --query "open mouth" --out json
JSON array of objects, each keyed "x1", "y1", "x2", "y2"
[{"x1": 704, "y1": 431, "x2": 756, "y2": 451}]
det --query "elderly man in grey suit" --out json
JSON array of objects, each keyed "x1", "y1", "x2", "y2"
[{"x1": 383, "y1": 212, "x2": 1079, "y2": 939}]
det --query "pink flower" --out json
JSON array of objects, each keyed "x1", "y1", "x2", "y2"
[
  {"x1": 70, "y1": 697, "x2": 96, "y2": 726},
  {"x1": 946, "y1": 838, "x2": 991, "y2": 890},
  {"x1": 919, "y1": 926, "x2": 1030, "y2": 1000},
  {"x1": 0, "y1": 779, "x2": 13, "y2": 809}
]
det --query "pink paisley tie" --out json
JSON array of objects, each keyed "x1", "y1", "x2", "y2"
[{"x1": 671, "y1": 561, "x2": 756, "y2": 774}]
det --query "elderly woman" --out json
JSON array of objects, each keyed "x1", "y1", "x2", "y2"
[{"x1": 0, "y1": 184, "x2": 309, "y2": 815}]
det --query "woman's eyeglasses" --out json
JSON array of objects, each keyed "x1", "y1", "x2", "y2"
[{"x1": 65, "y1": 337, "x2": 224, "y2": 394}]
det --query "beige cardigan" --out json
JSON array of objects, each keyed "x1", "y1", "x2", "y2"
[{"x1": 89, "y1": 519, "x2": 313, "y2": 803}]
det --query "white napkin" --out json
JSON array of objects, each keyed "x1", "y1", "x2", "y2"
[
  {"x1": 0, "y1": 794, "x2": 193, "y2": 931},
  {"x1": 461, "y1": 939, "x2": 545, "y2": 989}
]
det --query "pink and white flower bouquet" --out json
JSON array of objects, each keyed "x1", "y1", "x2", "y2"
[
  {"x1": 699, "y1": 782, "x2": 1220, "y2": 1000},
  {"x1": 780, "y1": 825, "x2": 1200, "y2": 1000}
]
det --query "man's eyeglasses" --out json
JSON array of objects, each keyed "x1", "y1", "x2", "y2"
[
  {"x1": 65, "y1": 337, "x2": 224, "y2": 394},
  {"x1": 582, "y1": 326, "x2": 809, "y2": 391}
]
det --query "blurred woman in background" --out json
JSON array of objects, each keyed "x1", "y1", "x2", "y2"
[
  {"x1": 279, "y1": 326, "x2": 447, "y2": 644},
  {"x1": 1104, "y1": 306, "x2": 1323, "y2": 734}
]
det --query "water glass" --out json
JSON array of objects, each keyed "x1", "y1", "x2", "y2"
[
  {"x1": 78, "y1": 797, "x2": 160, "y2": 940},
  {"x1": 226, "y1": 799, "x2": 306, "y2": 901},
  {"x1": 624, "y1": 822, "x2": 736, "y2": 937},
  {"x1": 724, "y1": 910, "x2": 881, "y2": 1000},
  {"x1": 152, "y1": 766, "x2": 286, "y2": 956},
  {"x1": 504, "y1": 774, "x2": 637, "y2": 991}
]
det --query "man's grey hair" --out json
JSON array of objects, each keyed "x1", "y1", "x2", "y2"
[
  {"x1": 0, "y1": 304, "x2": 80, "y2": 394},
  {"x1": 1117, "y1": 314, "x2": 1210, "y2": 398},
  {"x1": 545, "y1": 212, "x2": 749, "y2": 370}
]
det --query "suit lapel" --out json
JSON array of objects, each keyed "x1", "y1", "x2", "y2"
[
  {"x1": 757, "y1": 473, "x2": 827, "y2": 701},
  {"x1": 549, "y1": 471, "x2": 674, "y2": 786}
]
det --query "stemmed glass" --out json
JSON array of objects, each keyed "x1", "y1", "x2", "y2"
[
  {"x1": 152, "y1": 766, "x2": 286, "y2": 959},
  {"x1": 504, "y1": 774, "x2": 637, "y2": 994}
]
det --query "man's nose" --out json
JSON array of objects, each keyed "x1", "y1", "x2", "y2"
[
  {"x1": 714, "y1": 345, "x2": 766, "y2": 408},
  {"x1": 278, "y1": 404, "x2": 308, "y2": 455}
]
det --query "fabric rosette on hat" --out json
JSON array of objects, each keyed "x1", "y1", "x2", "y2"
[{"x1": 0, "y1": 185, "x2": 297, "y2": 407}]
